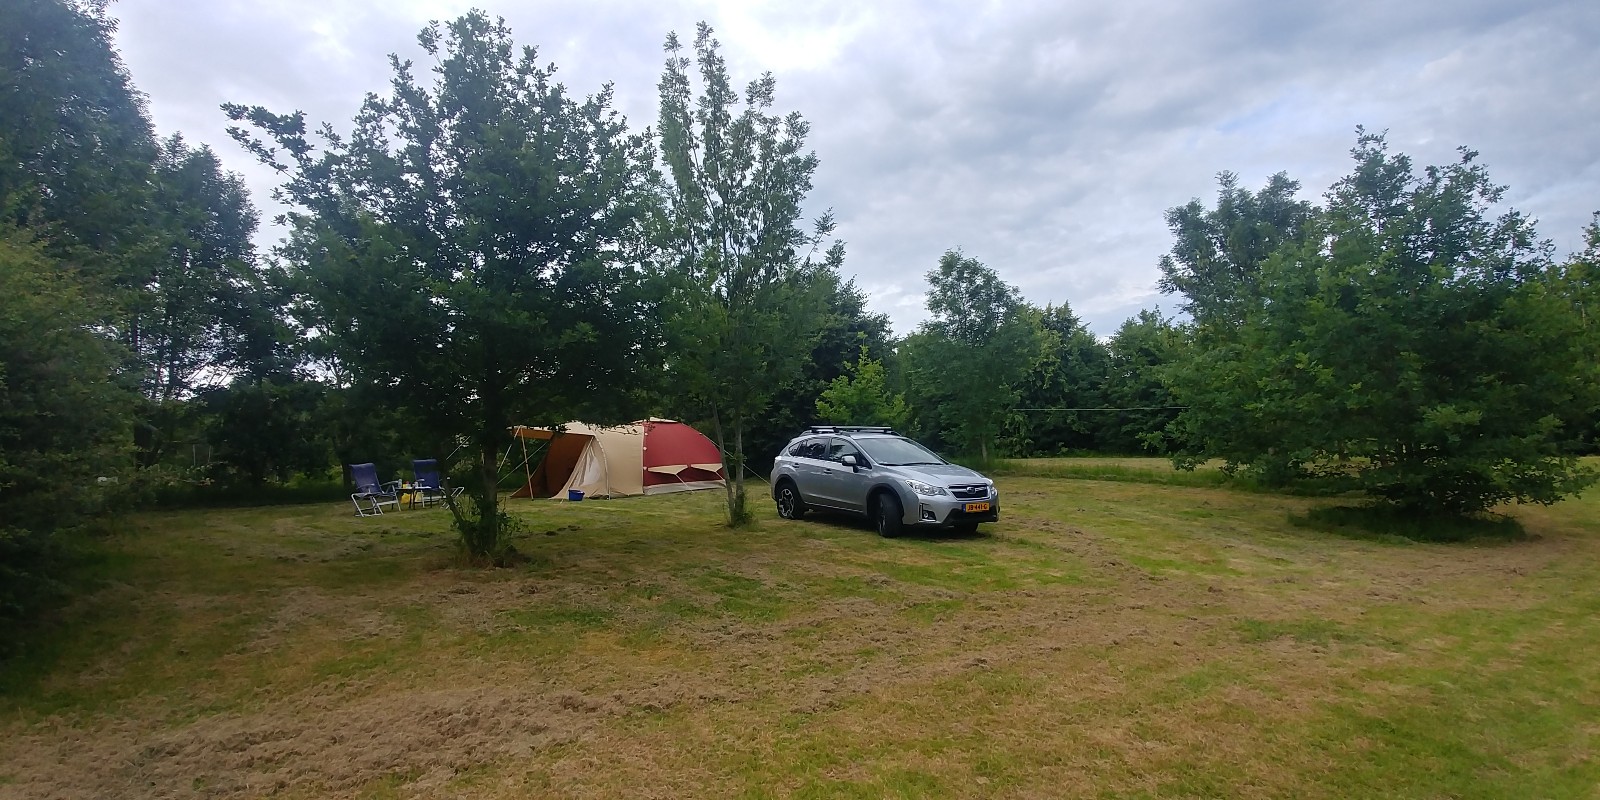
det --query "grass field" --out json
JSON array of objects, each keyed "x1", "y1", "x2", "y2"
[{"x1": 3, "y1": 460, "x2": 1598, "y2": 798}]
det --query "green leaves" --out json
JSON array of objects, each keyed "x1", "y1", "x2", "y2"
[
  {"x1": 655, "y1": 23, "x2": 837, "y2": 524},
  {"x1": 0, "y1": 226, "x2": 135, "y2": 639},
  {"x1": 817, "y1": 346, "x2": 907, "y2": 429},
  {"x1": 1166, "y1": 131, "x2": 1597, "y2": 514},
  {"x1": 904, "y1": 251, "x2": 1035, "y2": 462},
  {"x1": 1158, "y1": 171, "x2": 1314, "y2": 329},
  {"x1": 230, "y1": 11, "x2": 658, "y2": 556}
]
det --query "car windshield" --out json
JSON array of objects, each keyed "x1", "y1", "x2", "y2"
[{"x1": 857, "y1": 437, "x2": 944, "y2": 466}]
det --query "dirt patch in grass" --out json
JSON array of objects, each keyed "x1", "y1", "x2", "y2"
[{"x1": 4, "y1": 683, "x2": 665, "y2": 799}]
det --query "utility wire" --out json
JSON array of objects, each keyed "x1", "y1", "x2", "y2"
[{"x1": 1014, "y1": 406, "x2": 1189, "y2": 412}]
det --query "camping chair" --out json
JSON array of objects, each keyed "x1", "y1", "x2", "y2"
[
  {"x1": 412, "y1": 459, "x2": 463, "y2": 508},
  {"x1": 349, "y1": 463, "x2": 400, "y2": 517}
]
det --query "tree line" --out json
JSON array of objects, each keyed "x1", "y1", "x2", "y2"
[{"x1": 5, "y1": 1, "x2": 1598, "y2": 639}]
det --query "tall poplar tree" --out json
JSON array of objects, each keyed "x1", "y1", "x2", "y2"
[{"x1": 655, "y1": 23, "x2": 836, "y2": 525}]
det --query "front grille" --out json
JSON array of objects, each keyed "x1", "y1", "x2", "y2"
[{"x1": 948, "y1": 484, "x2": 989, "y2": 500}]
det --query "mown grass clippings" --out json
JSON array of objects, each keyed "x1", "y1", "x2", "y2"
[{"x1": 2, "y1": 473, "x2": 1599, "y2": 798}]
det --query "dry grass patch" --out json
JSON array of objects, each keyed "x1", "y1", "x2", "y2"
[{"x1": 2, "y1": 471, "x2": 1598, "y2": 798}]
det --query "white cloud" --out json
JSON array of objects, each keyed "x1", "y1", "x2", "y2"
[{"x1": 111, "y1": 0, "x2": 1600, "y2": 336}]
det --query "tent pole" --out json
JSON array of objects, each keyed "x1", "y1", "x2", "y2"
[{"x1": 520, "y1": 435, "x2": 532, "y2": 498}]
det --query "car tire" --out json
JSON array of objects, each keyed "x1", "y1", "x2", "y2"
[
  {"x1": 873, "y1": 492, "x2": 903, "y2": 538},
  {"x1": 774, "y1": 480, "x2": 807, "y2": 520}
]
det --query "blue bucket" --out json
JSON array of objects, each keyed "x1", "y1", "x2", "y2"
[{"x1": 567, "y1": 489, "x2": 585, "y2": 502}]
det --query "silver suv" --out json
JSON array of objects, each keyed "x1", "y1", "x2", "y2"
[{"x1": 770, "y1": 426, "x2": 999, "y2": 537}]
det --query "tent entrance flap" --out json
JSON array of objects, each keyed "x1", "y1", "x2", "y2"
[{"x1": 510, "y1": 430, "x2": 593, "y2": 498}]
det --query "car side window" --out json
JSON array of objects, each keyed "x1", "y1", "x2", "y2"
[
  {"x1": 792, "y1": 438, "x2": 825, "y2": 459},
  {"x1": 826, "y1": 438, "x2": 863, "y2": 464}
]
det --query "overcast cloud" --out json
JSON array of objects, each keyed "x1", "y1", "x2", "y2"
[{"x1": 111, "y1": 0, "x2": 1600, "y2": 335}]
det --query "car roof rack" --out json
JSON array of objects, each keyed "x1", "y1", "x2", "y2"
[{"x1": 807, "y1": 425, "x2": 897, "y2": 435}]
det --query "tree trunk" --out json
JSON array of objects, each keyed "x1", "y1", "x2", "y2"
[
  {"x1": 710, "y1": 403, "x2": 738, "y2": 525},
  {"x1": 729, "y1": 413, "x2": 750, "y2": 526},
  {"x1": 460, "y1": 362, "x2": 504, "y2": 563},
  {"x1": 475, "y1": 436, "x2": 499, "y2": 555}
]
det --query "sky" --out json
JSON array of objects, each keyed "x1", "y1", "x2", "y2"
[{"x1": 110, "y1": 0, "x2": 1600, "y2": 336}]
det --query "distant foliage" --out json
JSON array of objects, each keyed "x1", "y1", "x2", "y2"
[
  {"x1": 903, "y1": 251, "x2": 1036, "y2": 462},
  {"x1": 816, "y1": 346, "x2": 908, "y2": 429},
  {"x1": 738, "y1": 274, "x2": 895, "y2": 474},
  {"x1": 129, "y1": 135, "x2": 282, "y2": 467},
  {"x1": 1102, "y1": 310, "x2": 1187, "y2": 454},
  {"x1": 1004, "y1": 303, "x2": 1110, "y2": 455}
]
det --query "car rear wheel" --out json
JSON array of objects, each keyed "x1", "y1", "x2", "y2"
[
  {"x1": 775, "y1": 481, "x2": 807, "y2": 520},
  {"x1": 873, "y1": 493, "x2": 903, "y2": 538}
]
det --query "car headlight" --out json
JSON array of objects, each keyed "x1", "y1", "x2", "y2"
[{"x1": 904, "y1": 479, "x2": 947, "y2": 496}]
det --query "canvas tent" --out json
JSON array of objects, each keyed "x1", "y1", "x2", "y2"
[{"x1": 509, "y1": 419, "x2": 726, "y2": 499}]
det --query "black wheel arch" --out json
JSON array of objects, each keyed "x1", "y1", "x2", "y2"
[{"x1": 772, "y1": 475, "x2": 799, "y2": 500}]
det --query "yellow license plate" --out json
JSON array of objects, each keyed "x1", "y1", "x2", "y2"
[{"x1": 964, "y1": 502, "x2": 991, "y2": 513}]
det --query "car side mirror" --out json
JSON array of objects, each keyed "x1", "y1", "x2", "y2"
[{"x1": 841, "y1": 454, "x2": 859, "y2": 470}]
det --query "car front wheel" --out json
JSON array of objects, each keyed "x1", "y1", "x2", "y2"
[
  {"x1": 775, "y1": 481, "x2": 807, "y2": 520},
  {"x1": 874, "y1": 493, "x2": 903, "y2": 538}
]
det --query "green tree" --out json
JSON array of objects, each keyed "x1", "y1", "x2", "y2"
[
  {"x1": 1158, "y1": 171, "x2": 1314, "y2": 329},
  {"x1": 816, "y1": 346, "x2": 907, "y2": 428},
  {"x1": 226, "y1": 12, "x2": 658, "y2": 560},
  {"x1": 4, "y1": 2, "x2": 290, "y2": 481},
  {"x1": 1170, "y1": 131, "x2": 1596, "y2": 514},
  {"x1": 127, "y1": 135, "x2": 271, "y2": 467},
  {"x1": 1102, "y1": 310, "x2": 1186, "y2": 454},
  {"x1": 904, "y1": 250, "x2": 1035, "y2": 462},
  {"x1": 0, "y1": 227, "x2": 133, "y2": 643},
  {"x1": 655, "y1": 23, "x2": 836, "y2": 525},
  {"x1": 1550, "y1": 213, "x2": 1600, "y2": 451},
  {"x1": 1005, "y1": 302, "x2": 1110, "y2": 455},
  {"x1": 0, "y1": 0, "x2": 155, "y2": 281},
  {"x1": 0, "y1": 0, "x2": 162, "y2": 641},
  {"x1": 200, "y1": 377, "x2": 333, "y2": 487},
  {"x1": 741, "y1": 274, "x2": 894, "y2": 473}
]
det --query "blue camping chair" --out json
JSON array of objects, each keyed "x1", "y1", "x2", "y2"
[
  {"x1": 411, "y1": 459, "x2": 463, "y2": 508},
  {"x1": 349, "y1": 463, "x2": 400, "y2": 517}
]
